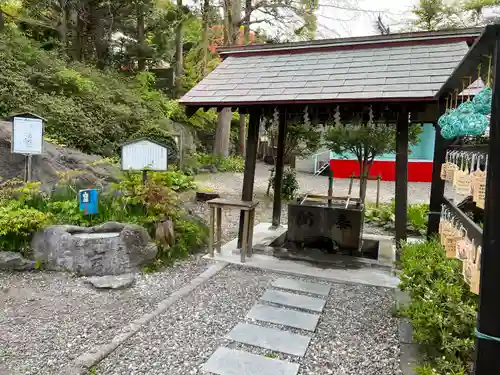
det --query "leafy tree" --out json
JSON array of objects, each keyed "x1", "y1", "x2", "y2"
[
  {"x1": 408, "y1": 0, "x2": 500, "y2": 31},
  {"x1": 264, "y1": 110, "x2": 322, "y2": 166},
  {"x1": 325, "y1": 123, "x2": 422, "y2": 203},
  {"x1": 410, "y1": 0, "x2": 461, "y2": 31}
]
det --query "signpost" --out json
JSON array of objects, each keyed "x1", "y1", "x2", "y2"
[
  {"x1": 9, "y1": 113, "x2": 45, "y2": 182},
  {"x1": 79, "y1": 189, "x2": 98, "y2": 215},
  {"x1": 121, "y1": 138, "x2": 169, "y2": 183}
]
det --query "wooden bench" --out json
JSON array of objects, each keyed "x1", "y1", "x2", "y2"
[{"x1": 207, "y1": 198, "x2": 259, "y2": 263}]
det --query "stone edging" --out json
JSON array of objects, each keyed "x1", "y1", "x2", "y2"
[
  {"x1": 59, "y1": 261, "x2": 229, "y2": 375},
  {"x1": 395, "y1": 289, "x2": 418, "y2": 375}
]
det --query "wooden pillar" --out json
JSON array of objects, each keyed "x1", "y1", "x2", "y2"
[
  {"x1": 237, "y1": 108, "x2": 260, "y2": 248},
  {"x1": 272, "y1": 108, "x2": 287, "y2": 228},
  {"x1": 473, "y1": 39, "x2": 500, "y2": 375},
  {"x1": 427, "y1": 122, "x2": 447, "y2": 238},
  {"x1": 395, "y1": 106, "x2": 409, "y2": 252}
]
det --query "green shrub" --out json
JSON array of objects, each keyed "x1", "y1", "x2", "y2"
[
  {"x1": 364, "y1": 202, "x2": 429, "y2": 235},
  {"x1": 216, "y1": 155, "x2": 245, "y2": 172},
  {"x1": 118, "y1": 170, "x2": 196, "y2": 192},
  {"x1": 0, "y1": 203, "x2": 53, "y2": 253},
  {"x1": 399, "y1": 239, "x2": 477, "y2": 374},
  {"x1": 196, "y1": 153, "x2": 245, "y2": 173},
  {"x1": 0, "y1": 173, "x2": 204, "y2": 268},
  {"x1": 0, "y1": 30, "x2": 217, "y2": 157},
  {"x1": 269, "y1": 168, "x2": 300, "y2": 200}
]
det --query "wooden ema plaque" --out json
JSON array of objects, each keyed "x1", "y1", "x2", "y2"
[
  {"x1": 453, "y1": 170, "x2": 472, "y2": 196},
  {"x1": 445, "y1": 163, "x2": 458, "y2": 182}
]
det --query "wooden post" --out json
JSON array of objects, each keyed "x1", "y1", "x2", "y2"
[
  {"x1": 376, "y1": 174, "x2": 381, "y2": 208},
  {"x1": 395, "y1": 106, "x2": 409, "y2": 253},
  {"x1": 348, "y1": 172, "x2": 355, "y2": 196},
  {"x1": 237, "y1": 108, "x2": 260, "y2": 248},
  {"x1": 272, "y1": 108, "x2": 287, "y2": 228},
  {"x1": 473, "y1": 39, "x2": 500, "y2": 375},
  {"x1": 327, "y1": 176, "x2": 333, "y2": 207},
  {"x1": 142, "y1": 170, "x2": 149, "y2": 214},
  {"x1": 427, "y1": 122, "x2": 448, "y2": 238}
]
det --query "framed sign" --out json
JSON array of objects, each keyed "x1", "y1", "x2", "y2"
[
  {"x1": 79, "y1": 189, "x2": 98, "y2": 215},
  {"x1": 121, "y1": 138, "x2": 168, "y2": 171},
  {"x1": 11, "y1": 116, "x2": 44, "y2": 155}
]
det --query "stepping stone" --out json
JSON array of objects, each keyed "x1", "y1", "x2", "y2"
[
  {"x1": 247, "y1": 303, "x2": 320, "y2": 331},
  {"x1": 261, "y1": 289, "x2": 326, "y2": 312},
  {"x1": 226, "y1": 323, "x2": 311, "y2": 357},
  {"x1": 202, "y1": 347, "x2": 299, "y2": 375},
  {"x1": 272, "y1": 278, "x2": 331, "y2": 296}
]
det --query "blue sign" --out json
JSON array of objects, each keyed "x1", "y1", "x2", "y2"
[{"x1": 79, "y1": 189, "x2": 98, "y2": 215}]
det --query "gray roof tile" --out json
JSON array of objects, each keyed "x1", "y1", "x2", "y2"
[{"x1": 180, "y1": 41, "x2": 470, "y2": 105}]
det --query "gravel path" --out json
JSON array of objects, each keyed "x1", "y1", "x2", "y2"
[
  {"x1": 95, "y1": 265, "x2": 400, "y2": 375},
  {"x1": 0, "y1": 257, "x2": 214, "y2": 375}
]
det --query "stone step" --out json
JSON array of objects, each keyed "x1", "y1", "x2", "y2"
[
  {"x1": 261, "y1": 289, "x2": 326, "y2": 313},
  {"x1": 247, "y1": 303, "x2": 320, "y2": 332},
  {"x1": 202, "y1": 347, "x2": 299, "y2": 375},
  {"x1": 226, "y1": 323, "x2": 311, "y2": 357},
  {"x1": 272, "y1": 278, "x2": 331, "y2": 297}
]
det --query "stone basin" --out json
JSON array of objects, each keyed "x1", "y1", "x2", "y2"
[{"x1": 32, "y1": 222, "x2": 157, "y2": 276}]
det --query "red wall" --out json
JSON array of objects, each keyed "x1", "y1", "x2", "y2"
[{"x1": 329, "y1": 159, "x2": 434, "y2": 182}]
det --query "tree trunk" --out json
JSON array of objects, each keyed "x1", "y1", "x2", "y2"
[
  {"x1": 0, "y1": 9, "x2": 4, "y2": 31},
  {"x1": 57, "y1": 0, "x2": 68, "y2": 51},
  {"x1": 232, "y1": 0, "x2": 246, "y2": 156},
  {"x1": 213, "y1": 0, "x2": 234, "y2": 157},
  {"x1": 214, "y1": 108, "x2": 232, "y2": 157},
  {"x1": 94, "y1": 21, "x2": 109, "y2": 69},
  {"x1": 137, "y1": 5, "x2": 146, "y2": 71},
  {"x1": 174, "y1": 0, "x2": 183, "y2": 95},
  {"x1": 232, "y1": 0, "x2": 241, "y2": 43},
  {"x1": 200, "y1": 0, "x2": 210, "y2": 76},
  {"x1": 69, "y1": 8, "x2": 82, "y2": 61},
  {"x1": 358, "y1": 160, "x2": 373, "y2": 204}
]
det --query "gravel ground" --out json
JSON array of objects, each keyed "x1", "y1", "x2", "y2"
[
  {"x1": 0, "y1": 257, "x2": 214, "y2": 375},
  {"x1": 95, "y1": 265, "x2": 400, "y2": 375},
  {"x1": 194, "y1": 162, "x2": 453, "y2": 205}
]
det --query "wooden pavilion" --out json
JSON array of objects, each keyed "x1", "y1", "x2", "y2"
[{"x1": 180, "y1": 28, "x2": 481, "y2": 248}]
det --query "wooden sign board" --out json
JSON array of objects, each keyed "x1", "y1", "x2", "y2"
[
  {"x1": 121, "y1": 138, "x2": 168, "y2": 171},
  {"x1": 11, "y1": 116, "x2": 44, "y2": 155}
]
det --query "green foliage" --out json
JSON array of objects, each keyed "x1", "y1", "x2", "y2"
[
  {"x1": 0, "y1": 170, "x2": 205, "y2": 268},
  {"x1": 269, "y1": 168, "x2": 300, "y2": 200},
  {"x1": 216, "y1": 155, "x2": 245, "y2": 172},
  {"x1": 398, "y1": 239, "x2": 477, "y2": 374},
  {"x1": 0, "y1": 29, "x2": 216, "y2": 156},
  {"x1": 409, "y1": 0, "x2": 500, "y2": 32},
  {"x1": 266, "y1": 119, "x2": 322, "y2": 160},
  {"x1": 364, "y1": 202, "x2": 429, "y2": 235},
  {"x1": 325, "y1": 124, "x2": 422, "y2": 165},
  {"x1": 325, "y1": 124, "x2": 422, "y2": 202},
  {"x1": 195, "y1": 153, "x2": 245, "y2": 173},
  {"x1": 0, "y1": 203, "x2": 52, "y2": 253}
]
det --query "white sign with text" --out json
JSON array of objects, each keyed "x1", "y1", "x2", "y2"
[
  {"x1": 12, "y1": 117, "x2": 44, "y2": 155},
  {"x1": 121, "y1": 139, "x2": 168, "y2": 171}
]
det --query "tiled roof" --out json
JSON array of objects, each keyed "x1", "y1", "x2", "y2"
[{"x1": 180, "y1": 41, "x2": 471, "y2": 106}]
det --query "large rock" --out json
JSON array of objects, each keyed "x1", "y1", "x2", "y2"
[
  {"x1": 0, "y1": 251, "x2": 36, "y2": 271},
  {"x1": 32, "y1": 222, "x2": 157, "y2": 276},
  {"x1": 85, "y1": 274, "x2": 136, "y2": 290},
  {"x1": 0, "y1": 120, "x2": 120, "y2": 191}
]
